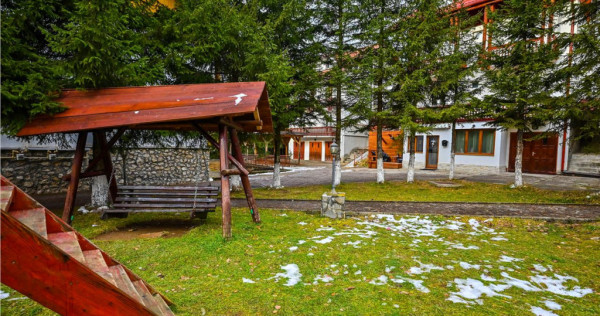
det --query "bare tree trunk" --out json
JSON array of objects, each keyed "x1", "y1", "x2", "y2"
[
  {"x1": 272, "y1": 128, "x2": 282, "y2": 188},
  {"x1": 514, "y1": 129, "x2": 524, "y2": 187},
  {"x1": 376, "y1": 125, "x2": 384, "y2": 184},
  {"x1": 376, "y1": 0, "x2": 385, "y2": 185},
  {"x1": 407, "y1": 134, "x2": 416, "y2": 183},
  {"x1": 449, "y1": 121, "x2": 456, "y2": 180}
]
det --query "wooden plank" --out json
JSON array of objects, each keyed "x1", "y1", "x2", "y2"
[
  {"x1": 9, "y1": 208, "x2": 48, "y2": 238},
  {"x1": 83, "y1": 250, "x2": 117, "y2": 286},
  {"x1": 108, "y1": 265, "x2": 144, "y2": 304},
  {"x1": 104, "y1": 209, "x2": 215, "y2": 213},
  {"x1": 219, "y1": 124, "x2": 232, "y2": 238},
  {"x1": 132, "y1": 280, "x2": 162, "y2": 315},
  {"x1": 0, "y1": 185, "x2": 14, "y2": 211},
  {"x1": 116, "y1": 197, "x2": 217, "y2": 203},
  {"x1": 230, "y1": 128, "x2": 260, "y2": 223},
  {"x1": 117, "y1": 191, "x2": 218, "y2": 197},
  {"x1": 119, "y1": 185, "x2": 218, "y2": 191},
  {"x1": 153, "y1": 294, "x2": 175, "y2": 316},
  {"x1": 221, "y1": 168, "x2": 241, "y2": 176},
  {"x1": 63, "y1": 131, "x2": 87, "y2": 224},
  {"x1": 47, "y1": 231, "x2": 86, "y2": 264},
  {"x1": 1, "y1": 211, "x2": 156, "y2": 316},
  {"x1": 112, "y1": 203, "x2": 216, "y2": 209}
]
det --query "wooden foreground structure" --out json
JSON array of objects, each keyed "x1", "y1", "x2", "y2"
[
  {"x1": 1, "y1": 176, "x2": 174, "y2": 315},
  {"x1": 368, "y1": 130, "x2": 403, "y2": 169},
  {"x1": 18, "y1": 82, "x2": 273, "y2": 238}
]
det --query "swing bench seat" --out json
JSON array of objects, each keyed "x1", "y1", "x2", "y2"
[{"x1": 101, "y1": 185, "x2": 219, "y2": 219}]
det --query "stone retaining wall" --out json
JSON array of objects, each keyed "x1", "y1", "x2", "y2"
[{"x1": 1, "y1": 148, "x2": 210, "y2": 195}]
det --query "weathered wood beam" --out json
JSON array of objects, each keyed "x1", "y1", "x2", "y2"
[
  {"x1": 230, "y1": 128, "x2": 260, "y2": 223},
  {"x1": 63, "y1": 131, "x2": 87, "y2": 224},
  {"x1": 220, "y1": 169, "x2": 241, "y2": 176},
  {"x1": 219, "y1": 118, "x2": 243, "y2": 131},
  {"x1": 219, "y1": 124, "x2": 232, "y2": 239},
  {"x1": 191, "y1": 122, "x2": 249, "y2": 176},
  {"x1": 63, "y1": 127, "x2": 126, "y2": 181}
]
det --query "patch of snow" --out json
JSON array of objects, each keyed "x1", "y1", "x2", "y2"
[
  {"x1": 297, "y1": 240, "x2": 306, "y2": 245},
  {"x1": 298, "y1": 222, "x2": 307, "y2": 226},
  {"x1": 447, "y1": 242, "x2": 479, "y2": 250},
  {"x1": 314, "y1": 275, "x2": 334, "y2": 284},
  {"x1": 481, "y1": 274, "x2": 497, "y2": 282},
  {"x1": 468, "y1": 219, "x2": 480, "y2": 229},
  {"x1": 542, "y1": 300, "x2": 561, "y2": 310},
  {"x1": 530, "y1": 306, "x2": 558, "y2": 316},
  {"x1": 342, "y1": 240, "x2": 362, "y2": 248},
  {"x1": 408, "y1": 262, "x2": 444, "y2": 275},
  {"x1": 459, "y1": 262, "x2": 481, "y2": 270},
  {"x1": 354, "y1": 270, "x2": 362, "y2": 275},
  {"x1": 499, "y1": 255, "x2": 522, "y2": 263},
  {"x1": 491, "y1": 236, "x2": 508, "y2": 241},
  {"x1": 242, "y1": 278, "x2": 256, "y2": 284},
  {"x1": 307, "y1": 253, "x2": 314, "y2": 256},
  {"x1": 500, "y1": 272, "x2": 541, "y2": 292},
  {"x1": 447, "y1": 278, "x2": 510, "y2": 305},
  {"x1": 530, "y1": 274, "x2": 593, "y2": 297},
  {"x1": 533, "y1": 264, "x2": 548, "y2": 273},
  {"x1": 369, "y1": 275, "x2": 388, "y2": 285},
  {"x1": 271, "y1": 264, "x2": 302, "y2": 287},
  {"x1": 316, "y1": 226, "x2": 335, "y2": 231},
  {"x1": 77, "y1": 206, "x2": 91, "y2": 214},
  {"x1": 289, "y1": 246, "x2": 298, "y2": 252},
  {"x1": 314, "y1": 236, "x2": 334, "y2": 244},
  {"x1": 279, "y1": 213, "x2": 288, "y2": 217},
  {"x1": 0, "y1": 290, "x2": 10, "y2": 299},
  {"x1": 385, "y1": 266, "x2": 395, "y2": 273},
  {"x1": 391, "y1": 277, "x2": 430, "y2": 293}
]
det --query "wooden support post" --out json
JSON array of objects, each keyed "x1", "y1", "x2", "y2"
[
  {"x1": 230, "y1": 128, "x2": 260, "y2": 223},
  {"x1": 63, "y1": 132, "x2": 87, "y2": 224},
  {"x1": 192, "y1": 123, "x2": 249, "y2": 176},
  {"x1": 219, "y1": 124, "x2": 232, "y2": 238},
  {"x1": 95, "y1": 131, "x2": 118, "y2": 202}
]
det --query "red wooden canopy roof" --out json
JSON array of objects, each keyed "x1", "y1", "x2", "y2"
[{"x1": 17, "y1": 82, "x2": 272, "y2": 136}]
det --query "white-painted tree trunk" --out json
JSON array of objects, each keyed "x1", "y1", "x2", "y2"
[
  {"x1": 376, "y1": 157, "x2": 384, "y2": 184},
  {"x1": 230, "y1": 175, "x2": 242, "y2": 191},
  {"x1": 272, "y1": 162, "x2": 282, "y2": 188},
  {"x1": 407, "y1": 152, "x2": 415, "y2": 183},
  {"x1": 449, "y1": 153, "x2": 456, "y2": 180},
  {"x1": 514, "y1": 129, "x2": 524, "y2": 187},
  {"x1": 91, "y1": 176, "x2": 110, "y2": 207},
  {"x1": 334, "y1": 159, "x2": 341, "y2": 186}
]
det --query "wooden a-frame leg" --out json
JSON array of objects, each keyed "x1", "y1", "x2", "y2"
[
  {"x1": 63, "y1": 132, "x2": 87, "y2": 224},
  {"x1": 230, "y1": 128, "x2": 260, "y2": 223},
  {"x1": 219, "y1": 124, "x2": 232, "y2": 238}
]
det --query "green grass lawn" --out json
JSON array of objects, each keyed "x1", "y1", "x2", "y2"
[
  {"x1": 2, "y1": 208, "x2": 599, "y2": 315},
  {"x1": 233, "y1": 180, "x2": 600, "y2": 204}
]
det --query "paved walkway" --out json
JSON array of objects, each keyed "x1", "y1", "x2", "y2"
[
  {"x1": 232, "y1": 199, "x2": 600, "y2": 221},
  {"x1": 246, "y1": 162, "x2": 600, "y2": 191}
]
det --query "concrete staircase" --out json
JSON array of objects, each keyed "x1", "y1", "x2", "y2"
[{"x1": 568, "y1": 154, "x2": 600, "y2": 176}]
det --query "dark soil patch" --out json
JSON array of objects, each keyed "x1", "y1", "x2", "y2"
[{"x1": 94, "y1": 219, "x2": 197, "y2": 241}]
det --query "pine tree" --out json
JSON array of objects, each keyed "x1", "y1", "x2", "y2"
[
  {"x1": 354, "y1": 0, "x2": 398, "y2": 184},
  {"x1": 481, "y1": 0, "x2": 564, "y2": 187},
  {"x1": 317, "y1": 0, "x2": 361, "y2": 186},
  {"x1": 0, "y1": 0, "x2": 74, "y2": 135},
  {"x1": 388, "y1": 0, "x2": 450, "y2": 183}
]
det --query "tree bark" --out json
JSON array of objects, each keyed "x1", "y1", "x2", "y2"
[
  {"x1": 449, "y1": 121, "x2": 457, "y2": 180},
  {"x1": 272, "y1": 127, "x2": 282, "y2": 188},
  {"x1": 407, "y1": 134, "x2": 416, "y2": 183},
  {"x1": 514, "y1": 129, "x2": 524, "y2": 187},
  {"x1": 376, "y1": 0, "x2": 386, "y2": 186}
]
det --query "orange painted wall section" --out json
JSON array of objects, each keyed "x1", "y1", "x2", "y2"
[{"x1": 368, "y1": 130, "x2": 403, "y2": 168}]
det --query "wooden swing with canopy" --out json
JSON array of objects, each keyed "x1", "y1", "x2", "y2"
[{"x1": 17, "y1": 81, "x2": 273, "y2": 238}]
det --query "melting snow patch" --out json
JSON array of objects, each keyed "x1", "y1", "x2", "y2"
[
  {"x1": 385, "y1": 266, "x2": 395, "y2": 273},
  {"x1": 289, "y1": 246, "x2": 298, "y2": 252},
  {"x1": 242, "y1": 278, "x2": 256, "y2": 284},
  {"x1": 316, "y1": 226, "x2": 335, "y2": 231},
  {"x1": 500, "y1": 272, "x2": 540, "y2": 292},
  {"x1": 77, "y1": 206, "x2": 91, "y2": 214},
  {"x1": 298, "y1": 222, "x2": 307, "y2": 226},
  {"x1": 491, "y1": 236, "x2": 508, "y2": 241},
  {"x1": 314, "y1": 237, "x2": 334, "y2": 244},
  {"x1": 307, "y1": 253, "x2": 314, "y2": 256},
  {"x1": 530, "y1": 274, "x2": 593, "y2": 297},
  {"x1": 298, "y1": 240, "x2": 306, "y2": 245},
  {"x1": 313, "y1": 275, "x2": 334, "y2": 284},
  {"x1": 481, "y1": 274, "x2": 497, "y2": 282},
  {"x1": 271, "y1": 264, "x2": 302, "y2": 286},
  {"x1": 354, "y1": 270, "x2": 362, "y2": 275},
  {"x1": 542, "y1": 300, "x2": 561, "y2": 310},
  {"x1": 530, "y1": 306, "x2": 558, "y2": 316},
  {"x1": 408, "y1": 262, "x2": 444, "y2": 275},
  {"x1": 459, "y1": 262, "x2": 481, "y2": 270},
  {"x1": 469, "y1": 219, "x2": 480, "y2": 230},
  {"x1": 533, "y1": 264, "x2": 548, "y2": 273},
  {"x1": 0, "y1": 290, "x2": 10, "y2": 299},
  {"x1": 342, "y1": 240, "x2": 362, "y2": 248},
  {"x1": 369, "y1": 275, "x2": 388, "y2": 285},
  {"x1": 447, "y1": 278, "x2": 510, "y2": 305},
  {"x1": 499, "y1": 255, "x2": 522, "y2": 263},
  {"x1": 448, "y1": 242, "x2": 479, "y2": 250},
  {"x1": 391, "y1": 277, "x2": 430, "y2": 293}
]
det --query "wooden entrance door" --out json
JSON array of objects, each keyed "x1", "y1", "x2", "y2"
[
  {"x1": 425, "y1": 136, "x2": 439, "y2": 169},
  {"x1": 309, "y1": 142, "x2": 322, "y2": 160},
  {"x1": 508, "y1": 132, "x2": 558, "y2": 174},
  {"x1": 324, "y1": 141, "x2": 333, "y2": 161}
]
